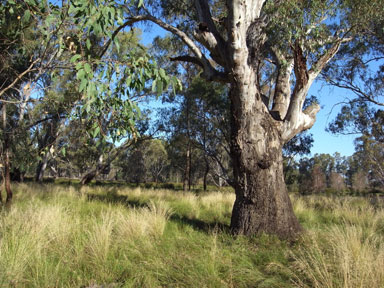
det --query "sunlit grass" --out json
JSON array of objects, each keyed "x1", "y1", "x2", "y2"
[
  {"x1": 290, "y1": 195, "x2": 384, "y2": 288},
  {"x1": 0, "y1": 183, "x2": 383, "y2": 287}
]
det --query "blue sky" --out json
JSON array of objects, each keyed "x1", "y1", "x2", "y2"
[
  {"x1": 307, "y1": 82, "x2": 356, "y2": 157},
  {"x1": 139, "y1": 25, "x2": 357, "y2": 157}
]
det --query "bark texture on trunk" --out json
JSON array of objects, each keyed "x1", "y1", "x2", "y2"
[
  {"x1": 230, "y1": 161, "x2": 301, "y2": 238},
  {"x1": 230, "y1": 144, "x2": 301, "y2": 237},
  {"x1": 229, "y1": 83, "x2": 302, "y2": 238}
]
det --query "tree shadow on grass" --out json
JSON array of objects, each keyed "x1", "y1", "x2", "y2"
[
  {"x1": 86, "y1": 192, "x2": 230, "y2": 234},
  {"x1": 87, "y1": 192, "x2": 148, "y2": 209},
  {"x1": 169, "y1": 214, "x2": 230, "y2": 234}
]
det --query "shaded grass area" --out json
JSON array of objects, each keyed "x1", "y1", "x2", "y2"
[
  {"x1": 0, "y1": 183, "x2": 383, "y2": 287},
  {"x1": 24, "y1": 176, "x2": 234, "y2": 194}
]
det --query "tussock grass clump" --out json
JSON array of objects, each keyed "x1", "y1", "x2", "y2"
[
  {"x1": 291, "y1": 225, "x2": 384, "y2": 288},
  {"x1": 290, "y1": 195, "x2": 384, "y2": 288},
  {"x1": 115, "y1": 200, "x2": 174, "y2": 241}
]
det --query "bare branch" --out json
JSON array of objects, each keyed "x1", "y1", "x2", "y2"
[
  {"x1": 170, "y1": 55, "x2": 203, "y2": 67},
  {"x1": 309, "y1": 36, "x2": 352, "y2": 79},
  {"x1": 0, "y1": 58, "x2": 40, "y2": 99},
  {"x1": 323, "y1": 77, "x2": 384, "y2": 107},
  {"x1": 113, "y1": 14, "x2": 227, "y2": 81}
]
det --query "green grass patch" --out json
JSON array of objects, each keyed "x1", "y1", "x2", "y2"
[{"x1": 0, "y1": 184, "x2": 383, "y2": 287}]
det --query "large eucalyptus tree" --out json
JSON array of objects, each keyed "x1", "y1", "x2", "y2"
[
  {"x1": 65, "y1": 0, "x2": 379, "y2": 238},
  {"x1": 113, "y1": 0, "x2": 363, "y2": 238}
]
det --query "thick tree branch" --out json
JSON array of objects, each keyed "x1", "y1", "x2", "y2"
[
  {"x1": 283, "y1": 42, "x2": 312, "y2": 124},
  {"x1": 118, "y1": 14, "x2": 227, "y2": 82},
  {"x1": 99, "y1": 20, "x2": 138, "y2": 58},
  {"x1": 293, "y1": 41, "x2": 309, "y2": 90},
  {"x1": 194, "y1": 0, "x2": 223, "y2": 42},
  {"x1": 309, "y1": 37, "x2": 351, "y2": 79},
  {"x1": 194, "y1": 0, "x2": 228, "y2": 68},
  {"x1": 270, "y1": 48, "x2": 294, "y2": 120},
  {"x1": 282, "y1": 102, "x2": 320, "y2": 142},
  {"x1": 282, "y1": 35, "x2": 351, "y2": 142},
  {"x1": 170, "y1": 55, "x2": 203, "y2": 68},
  {"x1": 26, "y1": 115, "x2": 67, "y2": 130}
]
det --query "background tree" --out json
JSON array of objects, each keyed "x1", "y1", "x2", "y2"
[
  {"x1": 329, "y1": 103, "x2": 384, "y2": 189},
  {"x1": 0, "y1": 0, "x2": 64, "y2": 203},
  {"x1": 324, "y1": 0, "x2": 384, "y2": 190},
  {"x1": 351, "y1": 170, "x2": 369, "y2": 192},
  {"x1": 310, "y1": 165, "x2": 327, "y2": 194},
  {"x1": 143, "y1": 139, "x2": 169, "y2": 183},
  {"x1": 329, "y1": 172, "x2": 346, "y2": 192},
  {"x1": 157, "y1": 75, "x2": 232, "y2": 190},
  {"x1": 115, "y1": 148, "x2": 146, "y2": 184}
]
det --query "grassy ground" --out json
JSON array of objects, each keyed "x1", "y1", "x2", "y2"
[{"x1": 0, "y1": 184, "x2": 383, "y2": 287}]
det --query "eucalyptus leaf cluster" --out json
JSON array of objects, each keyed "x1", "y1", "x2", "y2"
[{"x1": 61, "y1": 0, "x2": 182, "y2": 142}]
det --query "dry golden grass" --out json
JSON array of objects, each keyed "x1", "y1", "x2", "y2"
[{"x1": 290, "y1": 196, "x2": 384, "y2": 288}]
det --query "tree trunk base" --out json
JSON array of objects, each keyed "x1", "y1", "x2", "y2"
[
  {"x1": 230, "y1": 149, "x2": 302, "y2": 240},
  {"x1": 230, "y1": 195, "x2": 302, "y2": 240},
  {"x1": 81, "y1": 170, "x2": 97, "y2": 185}
]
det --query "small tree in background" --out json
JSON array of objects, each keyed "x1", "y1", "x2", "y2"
[
  {"x1": 351, "y1": 170, "x2": 369, "y2": 193},
  {"x1": 329, "y1": 172, "x2": 346, "y2": 192}
]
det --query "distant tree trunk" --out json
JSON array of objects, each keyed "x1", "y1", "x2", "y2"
[
  {"x1": 310, "y1": 165, "x2": 327, "y2": 193},
  {"x1": 183, "y1": 94, "x2": 192, "y2": 191},
  {"x1": 35, "y1": 152, "x2": 50, "y2": 182},
  {"x1": 352, "y1": 170, "x2": 368, "y2": 192},
  {"x1": 202, "y1": 103, "x2": 209, "y2": 191},
  {"x1": 203, "y1": 156, "x2": 209, "y2": 191},
  {"x1": 35, "y1": 117, "x2": 63, "y2": 183},
  {"x1": 183, "y1": 144, "x2": 191, "y2": 191},
  {"x1": 81, "y1": 139, "x2": 138, "y2": 185},
  {"x1": 81, "y1": 154, "x2": 104, "y2": 185},
  {"x1": 329, "y1": 172, "x2": 346, "y2": 191},
  {"x1": 80, "y1": 136, "x2": 145, "y2": 185},
  {"x1": 81, "y1": 169, "x2": 98, "y2": 185},
  {"x1": 188, "y1": 146, "x2": 192, "y2": 190},
  {"x1": 2, "y1": 103, "x2": 12, "y2": 204}
]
